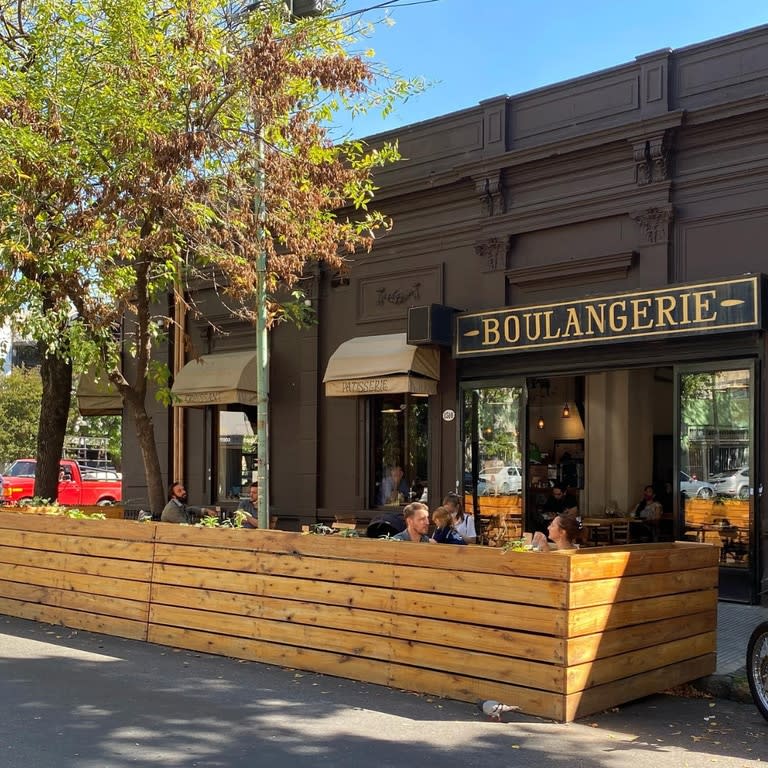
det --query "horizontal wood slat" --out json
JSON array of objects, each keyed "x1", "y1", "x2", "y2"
[
  {"x1": 146, "y1": 625, "x2": 564, "y2": 721},
  {"x1": 0, "y1": 579, "x2": 149, "y2": 622},
  {"x1": 0, "y1": 596, "x2": 148, "y2": 640},
  {"x1": 0, "y1": 510, "x2": 720, "y2": 722}
]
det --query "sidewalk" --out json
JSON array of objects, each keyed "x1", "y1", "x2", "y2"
[{"x1": 694, "y1": 601, "x2": 768, "y2": 701}]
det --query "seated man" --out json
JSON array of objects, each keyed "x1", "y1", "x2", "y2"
[
  {"x1": 630, "y1": 484, "x2": 663, "y2": 541},
  {"x1": 160, "y1": 482, "x2": 206, "y2": 524},
  {"x1": 392, "y1": 502, "x2": 433, "y2": 542},
  {"x1": 538, "y1": 483, "x2": 578, "y2": 530},
  {"x1": 235, "y1": 482, "x2": 259, "y2": 529},
  {"x1": 379, "y1": 464, "x2": 410, "y2": 506}
]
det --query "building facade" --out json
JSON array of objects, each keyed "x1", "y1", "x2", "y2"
[{"x1": 122, "y1": 24, "x2": 768, "y2": 603}]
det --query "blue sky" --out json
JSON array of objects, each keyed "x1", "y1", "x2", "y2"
[{"x1": 341, "y1": 0, "x2": 768, "y2": 138}]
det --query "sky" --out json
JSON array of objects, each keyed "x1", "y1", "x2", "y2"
[{"x1": 341, "y1": 0, "x2": 768, "y2": 138}]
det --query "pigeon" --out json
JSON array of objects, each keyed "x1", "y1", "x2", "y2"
[{"x1": 479, "y1": 699, "x2": 520, "y2": 721}]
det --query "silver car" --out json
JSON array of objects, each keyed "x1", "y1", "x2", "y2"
[
  {"x1": 478, "y1": 465, "x2": 522, "y2": 495},
  {"x1": 711, "y1": 467, "x2": 751, "y2": 499},
  {"x1": 679, "y1": 471, "x2": 715, "y2": 499}
]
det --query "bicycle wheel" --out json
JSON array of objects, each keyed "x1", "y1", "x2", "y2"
[{"x1": 746, "y1": 621, "x2": 768, "y2": 722}]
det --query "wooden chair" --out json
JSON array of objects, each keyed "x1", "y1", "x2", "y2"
[
  {"x1": 611, "y1": 521, "x2": 630, "y2": 545},
  {"x1": 589, "y1": 524, "x2": 612, "y2": 546}
]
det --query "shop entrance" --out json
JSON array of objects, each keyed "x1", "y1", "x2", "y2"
[{"x1": 461, "y1": 361, "x2": 758, "y2": 602}]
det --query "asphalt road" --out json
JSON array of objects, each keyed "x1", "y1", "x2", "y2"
[{"x1": 1, "y1": 615, "x2": 766, "y2": 768}]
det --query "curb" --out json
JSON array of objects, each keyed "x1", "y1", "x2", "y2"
[{"x1": 691, "y1": 668, "x2": 753, "y2": 704}]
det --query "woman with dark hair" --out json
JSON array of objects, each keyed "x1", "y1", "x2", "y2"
[
  {"x1": 532, "y1": 513, "x2": 583, "y2": 551},
  {"x1": 442, "y1": 491, "x2": 476, "y2": 543}
]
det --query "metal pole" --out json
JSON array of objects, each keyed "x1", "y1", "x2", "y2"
[
  {"x1": 252, "y1": 0, "x2": 324, "y2": 529},
  {"x1": 255, "y1": 125, "x2": 270, "y2": 530}
]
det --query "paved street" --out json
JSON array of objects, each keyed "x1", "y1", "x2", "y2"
[{"x1": 1, "y1": 614, "x2": 766, "y2": 768}]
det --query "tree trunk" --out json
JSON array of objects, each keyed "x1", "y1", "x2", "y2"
[
  {"x1": 35, "y1": 347, "x2": 72, "y2": 501},
  {"x1": 123, "y1": 391, "x2": 166, "y2": 516}
]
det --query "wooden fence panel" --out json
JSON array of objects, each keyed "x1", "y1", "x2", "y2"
[{"x1": 0, "y1": 510, "x2": 719, "y2": 721}]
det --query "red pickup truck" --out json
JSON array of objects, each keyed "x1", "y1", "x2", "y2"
[{"x1": 1, "y1": 458, "x2": 122, "y2": 506}]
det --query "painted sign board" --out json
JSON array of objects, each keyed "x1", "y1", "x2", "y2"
[{"x1": 455, "y1": 275, "x2": 764, "y2": 357}]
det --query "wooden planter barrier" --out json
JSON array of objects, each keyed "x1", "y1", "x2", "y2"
[
  {"x1": 0, "y1": 509, "x2": 718, "y2": 722},
  {"x1": 13, "y1": 503, "x2": 126, "y2": 520}
]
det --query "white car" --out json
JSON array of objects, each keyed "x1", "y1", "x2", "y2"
[
  {"x1": 478, "y1": 466, "x2": 522, "y2": 495},
  {"x1": 710, "y1": 467, "x2": 751, "y2": 499}
]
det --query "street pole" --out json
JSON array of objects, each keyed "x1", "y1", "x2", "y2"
[
  {"x1": 255, "y1": 125, "x2": 270, "y2": 530},
  {"x1": 252, "y1": 0, "x2": 327, "y2": 530}
]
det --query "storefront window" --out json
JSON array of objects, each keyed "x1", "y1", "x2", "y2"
[
  {"x1": 462, "y1": 385, "x2": 524, "y2": 544},
  {"x1": 218, "y1": 407, "x2": 257, "y2": 501},
  {"x1": 679, "y1": 367, "x2": 753, "y2": 580},
  {"x1": 371, "y1": 394, "x2": 429, "y2": 507}
]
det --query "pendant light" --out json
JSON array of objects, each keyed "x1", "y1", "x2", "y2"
[{"x1": 561, "y1": 402, "x2": 570, "y2": 418}]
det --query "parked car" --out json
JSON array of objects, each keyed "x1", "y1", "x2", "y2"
[
  {"x1": 478, "y1": 465, "x2": 522, "y2": 495},
  {"x1": 2, "y1": 458, "x2": 122, "y2": 506},
  {"x1": 710, "y1": 467, "x2": 751, "y2": 499},
  {"x1": 679, "y1": 470, "x2": 715, "y2": 499}
]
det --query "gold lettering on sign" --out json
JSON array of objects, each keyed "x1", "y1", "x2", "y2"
[
  {"x1": 630, "y1": 298, "x2": 653, "y2": 330},
  {"x1": 655, "y1": 295, "x2": 677, "y2": 327},
  {"x1": 584, "y1": 304, "x2": 606, "y2": 335},
  {"x1": 562, "y1": 307, "x2": 583, "y2": 337},
  {"x1": 693, "y1": 290, "x2": 717, "y2": 322},
  {"x1": 523, "y1": 312, "x2": 542, "y2": 341},
  {"x1": 543, "y1": 310, "x2": 561, "y2": 339},
  {"x1": 456, "y1": 277, "x2": 759, "y2": 356},
  {"x1": 504, "y1": 315, "x2": 521, "y2": 342},
  {"x1": 482, "y1": 318, "x2": 501, "y2": 346},
  {"x1": 609, "y1": 301, "x2": 628, "y2": 333}
]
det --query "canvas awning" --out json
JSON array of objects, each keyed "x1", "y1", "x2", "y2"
[
  {"x1": 323, "y1": 333, "x2": 439, "y2": 397},
  {"x1": 172, "y1": 350, "x2": 259, "y2": 407},
  {"x1": 76, "y1": 367, "x2": 123, "y2": 416}
]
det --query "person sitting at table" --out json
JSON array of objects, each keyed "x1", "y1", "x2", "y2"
[
  {"x1": 392, "y1": 502, "x2": 433, "y2": 542},
  {"x1": 442, "y1": 491, "x2": 476, "y2": 543},
  {"x1": 431, "y1": 505, "x2": 467, "y2": 545},
  {"x1": 539, "y1": 482, "x2": 578, "y2": 530},
  {"x1": 630, "y1": 484, "x2": 663, "y2": 541},
  {"x1": 379, "y1": 464, "x2": 410, "y2": 506},
  {"x1": 160, "y1": 481, "x2": 207, "y2": 524},
  {"x1": 532, "y1": 512, "x2": 583, "y2": 551},
  {"x1": 235, "y1": 481, "x2": 259, "y2": 529}
]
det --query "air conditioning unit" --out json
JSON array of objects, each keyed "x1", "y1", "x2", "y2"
[{"x1": 407, "y1": 304, "x2": 456, "y2": 347}]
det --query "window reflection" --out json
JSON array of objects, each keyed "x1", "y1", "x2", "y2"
[
  {"x1": 680, "y1": 369, "x2": 752, "y2": 569},
  {"x1": 218, "y1": 407, "x2": 257, "y2": 501},
  {"x1": 371, "y1": 394, "x2": 429, "y2": 507},
  {"x1": 463, "y1": 386, "x2": 524, "y2": 546}
]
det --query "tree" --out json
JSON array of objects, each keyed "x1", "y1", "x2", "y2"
[
  {"x1": 0, "y1": 0, "x2": 419, "y2": 512},
  {"x1": 0, "y1": 366, "x2": 43, "y2": 465}
]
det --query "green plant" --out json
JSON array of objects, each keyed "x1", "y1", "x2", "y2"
[{"x1": 501, "y1": 538, "x2": 531, "y2": 553}]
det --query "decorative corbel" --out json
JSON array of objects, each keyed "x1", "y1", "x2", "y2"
[
  {"x1": 475, "y1": 236, "x2": 511, "y2": 273},
  {"x1": 475, "y1": 171, "x2": 506, "y2": 217},
  {"x1": 631, "y1": 206, "x2": 674, "y2": 245},
  {"x1": 632, "y1": 130, "x2": 672, "y2": 186}
]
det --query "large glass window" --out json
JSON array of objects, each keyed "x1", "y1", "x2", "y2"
[
  {"x1": 218, "y1": 407, "x2": 257, "y2": 501},
  {"x1": 678, "y1": 366, "x2": 754, "y2": 593},
  {"x1": 462, "y1": 385, "x2": 524, "y2": 545},
  {"x1": 371, "y1": 394, "x2": 429, "y2": 508}
]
